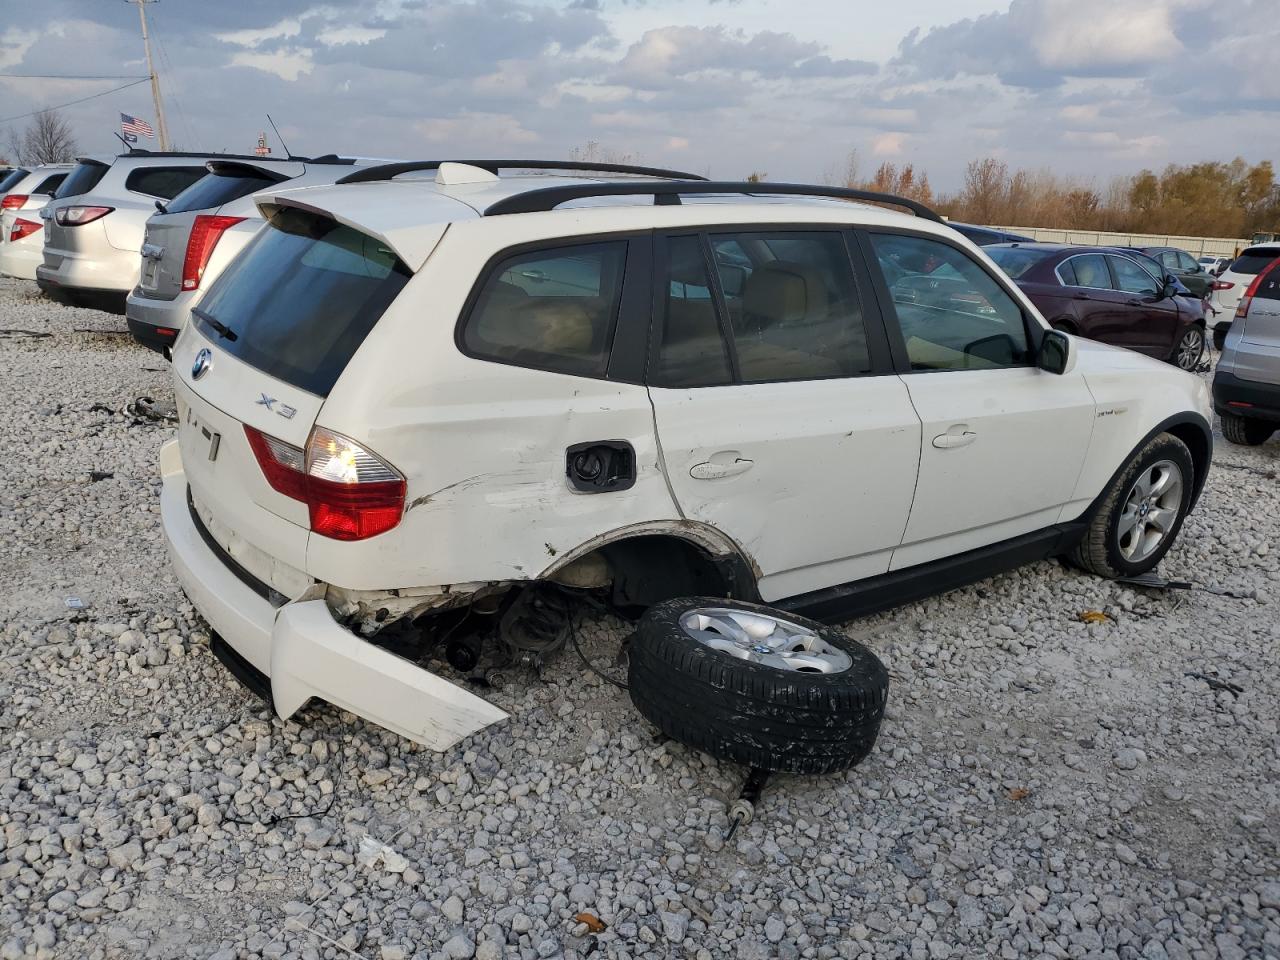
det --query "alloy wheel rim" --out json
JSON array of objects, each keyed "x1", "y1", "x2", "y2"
[
  {"x1": 1116, "y1": 459, "x2": 1184, "y2": 563},
  {"x1": 1177, "y1": 330, "x2": 1203, "y2": 370},
  {"x1": 679, "y1": 607, "x2": 852, "y2": 674}
]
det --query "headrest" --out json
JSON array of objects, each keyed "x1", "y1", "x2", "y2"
[{"x1": 742, "y1": 261, "x2": 824, "y2": 325}]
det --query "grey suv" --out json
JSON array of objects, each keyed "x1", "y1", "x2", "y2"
[{"x1": 1213, "y1": 254, "x2": 1280, "y2": 445}]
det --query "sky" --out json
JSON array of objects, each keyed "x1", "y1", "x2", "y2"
[{"x1": 1, "y1": 0, "x2": 1276, "y2": 192}]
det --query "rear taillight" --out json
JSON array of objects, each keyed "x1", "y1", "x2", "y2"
[
  {"x1": 1, "y1": 194, "x2": 28, "y2": 209},
  {"x1": 182, "y1": 215, "x2": 245, "y2": 291},
  {"x1": 8, "y1": 218, "x2": 40, "y2": 242},
  {"x1": 244, "y1": 425, "x2": 406, "y2": 541},
  {"x1": 55, "y1": 205, "x2": 113, "y2": 226},
  {"x1": 1236, "y1": 257, "x2": 1280, "y2": 320},
  {"x1": 1211, "y1": 280, "x2": 1234, "y2": 291}
]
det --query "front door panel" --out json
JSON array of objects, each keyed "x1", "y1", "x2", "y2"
[{"x1": 651, "y1": 378, "x2": 922, "y2": 601}]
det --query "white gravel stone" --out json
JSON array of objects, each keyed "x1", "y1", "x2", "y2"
[{"x1": 0, "y1": 279, "x2": 1276, "y2": 957}]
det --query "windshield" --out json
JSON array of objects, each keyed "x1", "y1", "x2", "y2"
[
  {"x1": 1229, "y1": 248, "x2": 1280, "y2": 277},
  {"x1": 54, "y1": 160, "x2": 108, "y2": 199},
  {"x1": 985, "y1": 246, "x2": 1057, "y2": 279},
  {"x1": 193, "y1": 207, "x2": 411, "y2": 396}
]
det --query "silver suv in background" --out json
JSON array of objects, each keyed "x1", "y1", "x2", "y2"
[
  {"x1": 1214, "y1": 254, "x2": 1280, "y2": 445},
  {"x1": 0, "y1": 164, "x2": 73, "y2": 280},
  {"x1": 37, "y1": 151, "x2": 250, "y2": 309},
  {"x1": 125, "y1": 154, "x2": 379, "y2": 354}
]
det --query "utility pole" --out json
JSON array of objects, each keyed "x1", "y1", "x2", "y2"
[{"x1": 127, "y1": 0, "x2": 171, "y2": 150}]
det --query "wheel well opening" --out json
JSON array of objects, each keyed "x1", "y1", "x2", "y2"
[
  {"x1": 557, "y1": 535, "x2": 755, "y2": 615},
  {"x1": 1166, "y1": 421, "x2": 1211, "y2": 502}
]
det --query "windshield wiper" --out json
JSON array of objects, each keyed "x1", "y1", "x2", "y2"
[{"x1": 192, "y1": 307, "x2": 236, "y2": 342}]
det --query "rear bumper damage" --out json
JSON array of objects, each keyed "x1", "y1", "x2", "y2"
[{"x1": 159, "y1": 438, "x2": 508, "y2": 749}]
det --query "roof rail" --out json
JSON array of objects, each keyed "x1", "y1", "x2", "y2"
[
  {"x1": 334, "y1": 160, "x2": 710, "y2": 186},
  {"x1": 482, "y1": 181, "x2": 945, "y2": 222}
]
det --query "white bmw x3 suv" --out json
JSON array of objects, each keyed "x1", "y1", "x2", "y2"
[{"x1": 159, "y1": 161, "x2": 1213, "y2": 749}]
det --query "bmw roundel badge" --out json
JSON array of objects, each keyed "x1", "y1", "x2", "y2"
[{"x1": 191, "y1": 348, "x2": 212, "y2": 381}]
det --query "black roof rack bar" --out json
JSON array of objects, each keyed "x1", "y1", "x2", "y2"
[
  {"x1": 334, "y1": 159, "x2": 710, "y2": 186},
  {"x1": 482, "y1": 181, "x2": 945, "y2": 222}
]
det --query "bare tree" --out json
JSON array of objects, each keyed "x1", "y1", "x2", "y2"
[
  {"x1": 745, "y1": 171, "x2": 767, "y2": 183},
  {"x1": 570, "y1": 139, "x2": 641, "y2": 167},
  {"x1": 960, "y1": 157, "x2": 1008, "y2": 224},
  {"x1": 7, "y1": 109, "x2": 79, "y2": 165}
]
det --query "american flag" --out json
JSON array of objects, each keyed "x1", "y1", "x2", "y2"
[{"x1": 121, "y1": 113, "x2": 155, "y2": 139}]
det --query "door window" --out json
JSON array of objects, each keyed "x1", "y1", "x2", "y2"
[
  {"x1": 653, "y1": 236, "x2": 733, "y2": 387},
  {"x1": 1158, "y1": 251, "x2": 1179, "y2": 270},
  {"x1": 868, "y1": 233, "x2": 1031, "y2": 371},
  {"x1": 709, "y1": 231, "x2": 871, "y2": 382},
  {"x1": 1176, "y1": 251, "x2": 1200, "y2": 272},
  {"x1": 461, "y1": 241, "x2": 627, "y2": 378},
  {"x1": 1109, "y1": 256, "x2": 1161, "y2": 297},
  {"x1": 1060, "y1": 254, "x2": 1111, "y2": 289}
]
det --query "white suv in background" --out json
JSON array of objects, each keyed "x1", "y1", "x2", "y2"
[
  {"x1": 0, "y1": 163, "x2": 73, "y2": 280},
  {"x1": 1209, "y1": 243, "x2": 1280, "y2": 349},
  {"x1": 37, "y1": 151, "x2": 250, "y2": 308},
  {"x1": 159, "y1": 161, "x2": 1213, "y2": 750},
  {"x1": 125, "y1": 154, "x2": 390, "y2": 354}
]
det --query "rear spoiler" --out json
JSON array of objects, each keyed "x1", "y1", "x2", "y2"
[{"x1": 205, "y1": 159, "x2": 293, "y2": 182}]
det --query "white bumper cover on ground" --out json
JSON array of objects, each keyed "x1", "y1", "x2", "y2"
[{"x1": 159, "y1": 438, "x2": 508, "y2": 750}]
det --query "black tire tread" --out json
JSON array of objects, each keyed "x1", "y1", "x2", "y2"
[
  {"x1": 1070, "y1": 433, "x2": 1193, "y2": 578},
  {"x1": 1221, "y1": 412, "x2": 1274, "y2": 446},
  {"x1": 627, "y1": 598, "x2": 889, "y2": 774}
]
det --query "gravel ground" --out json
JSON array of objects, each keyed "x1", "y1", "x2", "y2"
[{"x1": 0, "y1": 275, "x2": 1277, "y2": 960}]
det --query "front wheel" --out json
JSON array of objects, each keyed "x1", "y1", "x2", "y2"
[
  {"x1": 1172, "y1": 326, "x2": 1204, "y2": 371},
  {"x1": 1071, "y1": 433, "x2": 1194, "y2": 578},
  {"x1": 1221, "y1": 412, "x2": 1274, "y2": 446}
]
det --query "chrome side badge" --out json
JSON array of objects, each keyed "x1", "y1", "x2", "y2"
[{"x1": 191, "y1": 348, "x2": 212, "y2": 380}]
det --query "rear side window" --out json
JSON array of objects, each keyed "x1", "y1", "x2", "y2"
[
  {"x1": 461, "y1": 242, "x2": 627, "y2": 378},
  {"x1": 1230, "y1": 249, "x2": 1280, "y2": 276},
  {"x1": 194, "y1": 208, "x2": 411, "y2": 396},
  {"x1": 54, "y1": 161, "x2": 106, "y2": 198},
  {"x1": 33, "y1": 173, "x2": 67, "y2": 196},
  {"x1": 125, "y1": 166, "x2": 207, "y2": 200},
  {"x1": 166, "y1": 169, "x2": 281, "y2": 215},
  {"x1": 869, "y1": 232, "x2": 1031, "y2": 372}
]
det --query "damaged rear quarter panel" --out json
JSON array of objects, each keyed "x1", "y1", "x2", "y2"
[{"x1": 306, "y1": 217, "x2": 685, "y2": 593}]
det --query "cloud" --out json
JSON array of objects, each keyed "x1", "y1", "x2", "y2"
[
  {"x1": 894, "y1": 0, "x2": 1192, "y2": 88},
  {"x1": 614, "y1": 25, "x2": 875, "y2": 87},
  {"x1": 228, "y1": 47, "x2": 314, "y2": 82},
  {"x1": 872, "y1": 132, "x2": 906, "y2": 156},
  {"x1": 415, "y1": 111, "x2": 540, "y2": 145}
]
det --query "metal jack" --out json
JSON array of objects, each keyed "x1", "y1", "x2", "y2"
[{"x1": 724, "y1": 767, "x2": 771, "y2": 841}]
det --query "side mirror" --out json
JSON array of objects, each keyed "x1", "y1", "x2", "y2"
[
  {"x1": 1161, "y1": 280, "x2": 1178, "y2": 299},
  {"x1": 1037, "y1": 329, "x2": 1073, "y2": 375}
]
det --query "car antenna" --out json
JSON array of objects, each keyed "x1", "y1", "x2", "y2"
[
  {"x1": 112, "y1": 132, "x2": 133, "y2": 152},
  {"x1": 266, "y1": 114, "x2": 293, "y2": 161}
]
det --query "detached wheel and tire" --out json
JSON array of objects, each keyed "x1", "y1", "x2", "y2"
[
  {"x1": 628, "y1": 599, "x2": 888, "y2": 774},
  {"x1": 1221, "y1": 412, "x2": 1275, "y2": 446},
  {"x1": 1072, "y1": 433, "x2": 1194, "y2": 578},
  {"x1": 1171, "y1": 326, "x2": 1205, "y2": 371}
]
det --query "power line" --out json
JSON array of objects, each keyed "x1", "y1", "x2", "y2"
[
  {"x1": 0, "y1": 78, "x2": 150, "y2": 125},
  {"x1": 0, "y1": 74, "x2": 149, "y2": 80}
]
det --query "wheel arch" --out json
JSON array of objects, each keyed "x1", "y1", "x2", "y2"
[
  {"x1": 1082, "y1": 413, "x2": 1213, "y2": 520},
  {"x1": 538, "y1": 520, "x2": 762, "y2": 607}
]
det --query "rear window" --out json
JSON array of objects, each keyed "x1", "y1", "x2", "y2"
[
  {"x1": 166, "y1": 168, "x2": 282, "y2": 215},
  {"x1": 0, "y1": 168, "x2": 29, "y2": 192},
  {"x1": 1229, "y1": 249, "x2": 1280, "y2": 277},
  {"x1": 125, "y1": 166, "x2": 207, "y2": 200},
  {"x1": 985, "y1": 246, "x2": 1056, "y2": 279},
  {"x1": 193, "y1": 207, "x2": 411, "y2": 396},
  {"x1": 54, "y1": 161, "x2": 108, "y2": 199}
]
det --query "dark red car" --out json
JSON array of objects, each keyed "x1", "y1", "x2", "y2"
[{"x1": 986, "y1": 243, "x2": 1207, "y2": 370}]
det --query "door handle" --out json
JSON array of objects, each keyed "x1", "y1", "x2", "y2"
[
  {"x1": 690, "y1": 455, "x2": 754, "y2": 480},
  {"x1": 932, "y1": 429, "x2": 977, "y2": 450}
]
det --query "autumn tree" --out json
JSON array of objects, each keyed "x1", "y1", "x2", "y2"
[{"x1": 960, "y1": 157, "x2": 1008, "y2": 224}]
